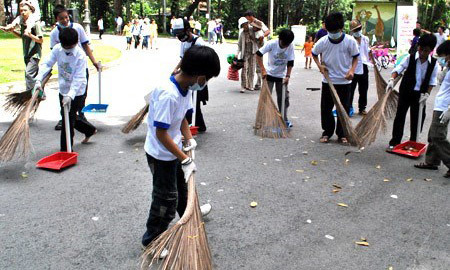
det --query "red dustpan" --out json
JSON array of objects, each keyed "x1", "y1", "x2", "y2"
[
  {"x1": 391, "y1": 102, "x2": 427, "y2": 158},
  {"x1": 37, "y1": 104, "x2": 78, "y2": 170}
]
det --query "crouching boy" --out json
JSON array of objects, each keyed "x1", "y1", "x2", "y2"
[
  {"x1": 35, "y1": 28, "x2": 96, "y2": 151},
  {"x1": 142, "y1": 46, "x2": 220, "y2": 247}
]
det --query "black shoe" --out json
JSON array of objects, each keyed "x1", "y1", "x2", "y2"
[
  {"x1": 55, "y1": 120, "x2": 62, "y2": 131},
  {"x1": 198, "y1": 127, "x2": 207, "y2": 133}
]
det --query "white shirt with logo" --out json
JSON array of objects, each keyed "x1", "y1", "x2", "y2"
[{"x1": 50, "y1": 23, "x2": 89, "y2": 50}]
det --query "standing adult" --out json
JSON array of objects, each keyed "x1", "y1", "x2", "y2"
[
  {"x1": 141, "y1": 18, "x2": 150, "y2": 50},
  {"x1": 97, "y1": 16, "x2": 104, "y2": 39},
  {"x1": 237, "y1": 17, "x2": 258, "y2": 93},
  {"x1": 244, "y1": 10, "x2": 270, "y2": 37},
  {"x1": 349, "y1": 19, "x2": 371, "y2": 115},
  {"x1": 250, "y1": 20, "x2": 265, "y2": 90},
  {"x1": 421, "y1": 26, "x2": 448, "y2": 51},
  {"x1": 1, "y1": 0, "x2": 43, "y2": 93},
  {"x1": 170, "y1": 15, "x2": 176, "y2": 36},
  {"x1": 116, "y1": 15, "x2": 123, "y2": 35},
  {"x1": 189, "y1": 16, "x2": 195, "y2": 32},
  {"x1": 132, "y1": 19, "x2": 141, "y2": 49},
  {"x1": 314, "y1": 20, "x2": 328, "y2": 42},
  {"x1": 207, "y1": 18, "x2": 216, "y2": 44},
  {"x1": 149, "y1": 19, "x2": 158, "y2": 49},
  {"x1": 194, "y1": 19, "x2": 201, "y2": 36},
  {"x1": 215, "y1": 19, "x2": 224, "y2": 44},
  {"x1": 123, "y1": 21, "x2": 132, "y2": 50}
]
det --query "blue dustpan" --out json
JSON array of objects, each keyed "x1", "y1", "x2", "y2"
[{"x1": 82, "y1": 61, "x2": 108, "y2": 113}]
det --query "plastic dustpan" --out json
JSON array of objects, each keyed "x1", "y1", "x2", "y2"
[
  {"x1": 390, "y1": 102, "x2": 427, "y2": 158},
  {"x1": 82, "y1": 61, "x2": 108, "y2": 113},
  {"x1": 190, "y1": 125, "x2": 198, "y2": 136},
  {"x1": 36, "y1": 104, "x2": 78, "y2": 171},
  {"x1": 391, "y1": 141, "x2": 427, "y2": 158}
]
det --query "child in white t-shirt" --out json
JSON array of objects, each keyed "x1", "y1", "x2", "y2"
[
  {"x1": 312, "y1": 12, "x2": 359, "y2": 144},
  {"x1": 141, "y1": 46, "x2": 220, "y2": 247},
  {"x1": 34, "y1": 28, "x2": 97, "y2": 151},
  {"x1": 256, "y1": 29, "x2": 295, "y2": 126}
]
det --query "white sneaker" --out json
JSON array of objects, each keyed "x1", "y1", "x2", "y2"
[
  {"x1": 200, "y1": 203, "x2": 212, "y2": 217},
  {"x1": 159, "y1": 248, "x2": 169, "y2": 259}
]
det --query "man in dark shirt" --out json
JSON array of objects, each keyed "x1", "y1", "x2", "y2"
[{"x1": 314, "y1": 20, "x2": 328, "y2": 42}]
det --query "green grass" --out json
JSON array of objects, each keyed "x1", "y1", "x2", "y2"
[{"x1": 0, "y1": 32, "x2": 122, "y2": 84}]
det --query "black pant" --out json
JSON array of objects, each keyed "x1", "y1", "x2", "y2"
[
  {"x1": 99, "y1": 30, "x2": 104, "y2": 39},
  {"x1": 134, "y1": 35, "x2": 140, "y2": 49},
  {"x1": 350, "y1": 64, "x2": 369, "y2": 112},
  {"x1": 321, "y1": 82, "x2": 351, "y2": 138},
  {"x1": 186, "y1": 96, "x2": 206, "y2": 131},
  {"x1": 142, "y1": 154, "x2": 187, "y2": 246},
  {"x1": 59, "y1": 94, "x2": 97, "y2": 151},
  {"x1": 267, "y1": 76, "x2": 289, "y2": 121},
  {"x1": 389, "y1": 90, "x2": 426, "y2": 146},
  {"x1": 216, "y1": 32, "x2": 223, "y2": 44}
]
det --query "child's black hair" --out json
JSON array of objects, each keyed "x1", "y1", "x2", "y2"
[
  {"x1": 418, "y1": 33, "x2": 437, "y2": 50},
  {"x1": 438, "y1": 26, "x2": 446, "y2": 32},
  {"x1": 278, "y1": 29, "x2": 295, "y2": 45},
  {"x1": 244, "y1": 10, "x2": 255, "y2": 17},
  {"x1": 324, "y1": 12, "x2": 344, "y2": 32},
  {"x1": 59, "y1": 27, "x2": 78, "y2": 47},
  {"x1": 53, "y1": 4, "x2": 67, "y2": 19},
  {"x1": 436, "y1": 40, "x2": 450, "y2": 56},
  {"x1": 180, "y1": 46, "x2": 220, "y2": 80},
  {"x1": 413, "y1": 28, "x2": 421, "y2": 37}
]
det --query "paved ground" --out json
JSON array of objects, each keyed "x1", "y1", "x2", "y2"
[{"x1": 1, "y1": 35, "x2": 449, "y2": 270}]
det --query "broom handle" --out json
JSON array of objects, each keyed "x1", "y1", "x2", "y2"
[
  {"x1": 192, "y1": 91, "x2": 197, "y2": 126},
  {"x1": 281, "y1": 84, "x2": 286, "y2": 121},
  {"x1": 64, "y1": 103, "x2": 72, "y2": 153},
  {"x1": 417, "y1": 101, "x2": 424, "y2": 141},
  {"x1": 98, "y1": 61, "x2": 102, "y2": 104}
]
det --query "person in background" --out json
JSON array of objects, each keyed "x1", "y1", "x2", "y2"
[
  {"x1": 150, "y1": 19, "x2": 158, "y2": 49},
  {"x1": 98, "y1": 16, "x2": 104, "y2": 40},
  {"x1": 314, "y1": 20, "x2": 328, "y2": 43},
  {"x1": 244, "y1": 10, "x2": 270, "y2": 37},
  {"x1": 215, "y1": 19, "x2": 224, "y2": 44},
  {"x1": 416, "y1": 21, "x2": 422, "y2": 30},
  {"x1": 194, "y1": 19, "x2": 202, "y2": 36},
  {"x1": 312, "y1": 12, "x2": 359, "y2": 144},
  {"x1": 237, "y1": 17, "x2": 258, "y2": 93},
  {"x1": 115, "y1": 15, "x2": 123, "y2": 35},
  {"x1": 301, "y1": 35, "x2": 314, "y2": 69},
  {"x1": 414, "y1": 40, "x2": 450, "y2": 178},
  {"x1": 421, "y1": 26, "x2": 448, "y2": 51},
  {"x1": 132, "y1": 19, "x2": 141, "y2": 49},
  {"x1": 0, "y1": 0, "x2": 43, "y2": 94},
  {"x1": 256, "y1": 29, "x2": 296, "y2": 127},
  {"x1": 386, "y1": 34, "x2": 438, "y2": 151},
  {"x1": 141, "y1": 18, "x2": 150, "y2": 50},
  {"x1": 207, "y1": 18, "x2": 216, "y2": 44},
  {"x1": 409, "y1": 28, "x2": 421, "y2": 55},
  {"x1": 123, "y1": 21, "x2": 132, "y2": 50},
  {"x1": 3, "y1": 0, "x2": 41, "y2": 34},
  {"x1": 250, "y1": 20, "x2": 265, "y2": 90},
  {"x1": 349, "y1": 19, "x2": 371, "y2": 116},
  {"x1": 170, "y1": 15, "x2": 176, "y2": 36},
  {"x1": 189, "y1": 16, "x2": 196, "y2": 32}
]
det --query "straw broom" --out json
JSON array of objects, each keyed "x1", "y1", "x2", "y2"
[
  {"x1": 140, "y1": 155, "x2": 212, "y2": 270},
  {"x1": 121, "y1": 104, "x2": 149, "y2": 134},
  {"x1": 322, "y1": 71, "x2": 361, "y2": 147},
  {"x1": 0, "y1": 87, "x2": 41, "y2": 162},
  {"x1": 254, "y1": 80, "x2": 290, "y2": 138},
  {"x1": 3, "y1": 72, "x2": 52, "y2": 116}
]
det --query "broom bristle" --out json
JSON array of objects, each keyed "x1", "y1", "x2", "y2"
[
  {"x1": 323, "y1": 72, "x2": 361, "y2": 147},
  {"x1": 254, "y1": 81, "x2": 290, "y2": 138},
  {"x1": 0, "y1": 90, "x2": 40, "y2": 162},
  {"x1": 121, "y1": 104, "x2": 149, "y2": 134},
  {"x1": 140, "y1": 172, "x2": 212, "y2": 270}
]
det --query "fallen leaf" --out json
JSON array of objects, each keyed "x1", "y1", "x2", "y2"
[
  {"x1": 337, "y1": 203, "x2": 348, "y2": 207},
  {"x1": 311, "y1": 160, "x2": 318, "y2": 166},
  {"x1": 390, "y1": 195, "x2": 398, "y2": 199},
  {"x1": 388, "y1": 267, "x2": 393, "y2": 270},
  {"x1": 92, "y1": 217, "x2": 99, "y2": 221},
  {"x1": 118, "y1": 151, "x2": 124, "y2": 154},
  {"x1": 424, "y1": 178, "x2": 432, "y2": 182},
  {"x1": 306, "y1": 219, "x2": 312, "y2": 224},
  {"x1": 21, "y1": 172, "x2": 28, "y2": 179},
  {"x1": 360, "y1": 237, "x2": 367, "y2": 241},
  {"x1": 217, "y1": 189, "x2": 224, "y2": 192},
  {"x1": 275, "y1": 159, "x2": 281, "y2": 161},
  {"x1": 406, "y1": 178, "x2": 413, "y2": 182},
  {"x1": 355, "y1": 241, "x2": 370, "y2": 246},
  {"x1": 250, "y1": 201, "x2": 258, "y2": 208},
  {"x1": 332, "y1": 189, "x2": 341, "y2": 193},
  {"x1": 383, "y1": 179, "x2": 390, "y2": 182},
  {"x1": 376, "y1": 165, "x2": 381, "y2": 169},
  {"x1": 325, "y1": 235, "x2": 334, "y2": 240},
  {"x1": 296, "y1": 169, "x2": 304, "y2": 173},
  {"x1": 225, "y1": 177, "x2": 230, "y2": 180},
  {"x1": 302, "y1": 151, "x2": 308, "y2": 155},
  {"x1": 345, "y1": 159, "x2": 350, "y2": 164},
  {"x1": 332, "y1": 184, "x2": 342, "y2": 189},
  {"x1": 200, "y1": 182, "x2": 206, "y2": 186}
]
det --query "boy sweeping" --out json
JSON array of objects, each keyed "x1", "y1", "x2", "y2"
[
  {"x1": 386, "y1": 34, "x2": 438, "y2": 151},
  {"x1": 34, "y1": 28, "x2": 97, "y2": 150},
  {"x1": 142, "y1": 46, "x2": 220, "y2": 248},
  {"x1": 312, "y1": 12, "x2": 359, "y2": 144},
  {"x1": 256, "y1": 29, "x2": 295, "y2": 127},
  {"x1": 414, "y1": 41, "x2": 450, "y2": 178}
]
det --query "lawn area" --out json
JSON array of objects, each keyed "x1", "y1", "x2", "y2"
[{"x1": 0, "y1": 31, "x2": 122, "y2": 84}]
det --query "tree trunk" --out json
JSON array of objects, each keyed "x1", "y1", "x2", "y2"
[
  {"x1": 0, "y1": 0, "x2": 5, "y2": 25},
  {"x1": 184, "y1": 0, "x2": 201, "y2": 18},
  {"x1": 114, "y1": 0, "x2": 122, "y2": 16},
  {"x1": 126, "y1": 0, "x2": 131, "y2": 22},
  {"x1": 171, "y1": 0, "x2": 179, "y2": 17}
]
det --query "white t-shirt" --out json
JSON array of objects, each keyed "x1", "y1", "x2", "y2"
[
  {"x1": 392, "y1": 53, "x2": 438, "y2": 91},
  {"x1": 180, "y1": 35, "x2": 206, "y2": 58},
  {"x1": 434, "y1": 32, "x2": 448, "y2": 49},
  {"x1": 195, "y1": 21, "x2": 201, "y2": 30},
  {"x1": 116, "y1": 17, "x2": 123, "y2": 26},
  {"x1": 312, "y1": 34, "x2": 360, "y2": 84},
  {"x1": 207, "y1": 21, "x2": 216, "y2": 32},
  {"x1": 98, "y1": 19, "x2": 104, "y2": 30},
  {"x1": 50, "y1": 23, "x2": 89, "y2": 50},
  {"x1": 434, "y1": 70, "x2": 450, "y2": 112},
  {"x1": 36, "y1": 44, "x2": 87, "y2": 99},
  {"x1": 141, "y1": 23, "x2": 150, "y2": 36},
  {"x1": 145, "y1": 76, "x2": 193, "y2": 161},
  {"x1": 258, "y1": 39, "x2": 295, "y2": 78}
]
